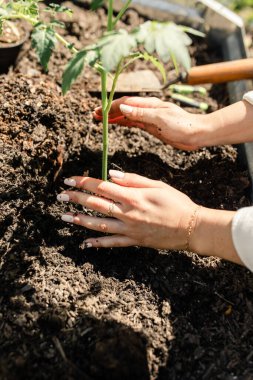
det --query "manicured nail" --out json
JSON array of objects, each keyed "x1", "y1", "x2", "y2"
[
  {"x1": 120, "y1": 104, "x2": 133, "y2": 114},
  {"x1": 109, "y1": 170, "x2": 125, "y2": 179},
  {"x1": 61, "y1": 214, "x2": 74, "y2": 223},
  {"x1": 64, "y1": 178, "x2": 76, "y2": 187},
  {"x1": 85, "y1": 242, "x2": 93, "y2": 248},
  {"x1": 94, "y1": 106, "x2": 101, "y2": 112},
  {"x1": 57, "y1": 193, "x2": 70, "y2": 202}
]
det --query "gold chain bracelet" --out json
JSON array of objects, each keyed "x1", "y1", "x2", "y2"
[{"x1": 186, "y1": 206, "x2": 202, "y2": 251}]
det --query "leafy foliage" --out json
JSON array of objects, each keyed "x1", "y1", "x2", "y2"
[
  {"x1": 0, "y1": 0, "x2": 73, "y2": 68},
  {"x1": 45, "y1": 3, "x2": 73, "y2": 16},
  {"x1": 62, "y1": 49, "x2": 98, "y2": 94},
  {"x1": 32, "y1": 24, "x2": 56, "y2": 70},
  {"x1": 134, "y1": 21, "x2": 204, "y2": 70},
  {"x1": 0, "y1": 0, "x2": 203, "y2": 87},
  {"x1": 0, "y1": 0, "x2": 205, "y2": 180},
  {"x1": 90, "y1": 0, "x2": 104, "y2": 11},
  {"x1": 5, "y1": 0, "x2": 40, "y2": 19},
  {"x1": 100, "y1": 30, "x2": 137, "y2": 71}
]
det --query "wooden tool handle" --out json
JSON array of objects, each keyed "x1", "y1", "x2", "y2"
[{"x1": 185, "y1": 58, "x2": 253, "y2": 85}]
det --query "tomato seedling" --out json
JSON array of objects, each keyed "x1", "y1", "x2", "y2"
[{"x1": 0, "y1": 0, "x2": 204, "y2": 180}]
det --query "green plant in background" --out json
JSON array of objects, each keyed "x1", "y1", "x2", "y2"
[
  {"x1": 221, "y1": 0, "x2": 253, "y2": 27},
  {"x1": 222, "y1": 0, "x2": 253, "y2": 11},
  {"x1": 0, "y1": 0, "x2": 204, "y2": 180}
]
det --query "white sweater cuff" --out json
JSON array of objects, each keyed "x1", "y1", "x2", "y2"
[
  {"x1": 243, "y1": 91, "x2": 253, "y2": 106},
  {"x1": 232, "y1": 207, "x2": 253, "y2": 271}
]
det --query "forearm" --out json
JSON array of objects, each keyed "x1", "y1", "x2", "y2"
[
  {"x1": 196, "y1": 98, "x2": 253, "y2": 147},
  {"x1": 190, "y1": 207, "x2": 243, "y2": 265}
]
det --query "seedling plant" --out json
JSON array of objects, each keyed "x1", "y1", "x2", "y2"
[{"x1": 0, "y1": 0, "x2": 204, "y2": 180}]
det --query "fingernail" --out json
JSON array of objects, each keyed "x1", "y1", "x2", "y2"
[
  {"x1": 62, "y1": 214, "x2": 74, "y2": 223},
  {"x1": 85, "y1": 242, "x2": 93, "y2": 248},
  {"x1": 94, "y1": 106, "x2": 101, "y2": 112},
  {"x1": 109, "y1": 170, "x2": 125, "y2": 179},
  {"x1": 64, "y1": 178, "x2": 76, "y2": 186},
  {"x1": 120, "y1": 104, "x2": 133, "y2": 114},
  {"x1": 57, "y1": 193, "x2": 70, "y2": 202}
]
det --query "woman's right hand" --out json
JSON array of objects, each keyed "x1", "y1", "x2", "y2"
[{"x1": 94, "y1": 96, "x2": 205, "y2": 150}]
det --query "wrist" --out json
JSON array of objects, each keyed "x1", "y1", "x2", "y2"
[
  {"x1": 190, "y1": 207, "x2": 242, "y2": 265},
  {"x1": 190, "y1": 112, "x2": 222, "y2": 148}
]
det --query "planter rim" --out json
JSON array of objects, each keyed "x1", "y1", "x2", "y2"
[{"x1": 0, "y1": 30, "x2": 29, "y2": 49}]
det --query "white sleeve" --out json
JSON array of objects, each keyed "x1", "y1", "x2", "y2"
[
  {"x1": 243, "y1": 91, "x2": 253, "y2": 105},
  {"x1": 231, "y1": 92, "x2": 253, "y2": 271},
  {"x1": 232, "y1": 207, "x2": 253, "y2": 271}
]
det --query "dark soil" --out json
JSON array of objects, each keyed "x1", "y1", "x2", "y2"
[{"x1": 1, "y1": 3, "x2": 253, "y2": 380}]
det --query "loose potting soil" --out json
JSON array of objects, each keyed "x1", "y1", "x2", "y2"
[{"x1": 0, "y1": 2, "x2": 253, "y2": 380}]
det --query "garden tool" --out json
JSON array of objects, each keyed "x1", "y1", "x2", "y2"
[{"x1": 102, "y1": 57, "x2": 253, "y2": 93}]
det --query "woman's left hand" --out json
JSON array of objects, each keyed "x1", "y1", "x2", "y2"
[{"x1": 57, "y1": 170, "x2": 197, "y2": 250}]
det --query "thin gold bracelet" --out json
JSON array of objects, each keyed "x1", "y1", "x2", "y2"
[{"x1": 186, "y1": 206, "x2": 202, "y2": 251}]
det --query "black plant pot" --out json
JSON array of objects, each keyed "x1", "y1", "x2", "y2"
[{"x1": 0, "y1": 32, "x2": 29, "y2": 74}]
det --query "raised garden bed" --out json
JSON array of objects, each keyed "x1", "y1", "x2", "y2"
[{"x1": 1, "y1": 2, "x2": 253, "y2": 380}]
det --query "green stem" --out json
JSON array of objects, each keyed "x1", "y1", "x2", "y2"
[
  {"x1": 106, "y1": 59, "x2": 123, "y2": 114},
  {"x1": 107, "y1": 0, "x2": 114, "y2": 31},
  {"x1": 112, "y1": 0, "x2": 132, "y2": 29},
  {"x1": 101, "y1": 70, "x2": 109, "y2": 181}
]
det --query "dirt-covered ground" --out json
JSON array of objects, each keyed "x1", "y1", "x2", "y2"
[{"x1": 0, "y1": 2, "x2": 253, "y2": 380}]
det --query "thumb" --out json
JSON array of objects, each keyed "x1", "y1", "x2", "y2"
[
  {"x1": 109, "y1": 170, "x2": 165, "y2": 189},
  {"x1": 120, "y1": 104, "x2": 157, "y2": 124}
]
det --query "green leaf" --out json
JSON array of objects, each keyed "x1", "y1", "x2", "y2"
[
  {"x1": 32, "y1": 25, "x2": 57, "y2": 70},
  {"x1": 134, "y1": 21, "x2": 203, "y2": 70},
  {"x1": 0, "y1": 19, "x2": 3, "y2": 35},
  {"x1": 91, "y1": 0, "x2": 104, "y2": 11},
  {"x1": 50, "y1": 19, "x2": 65, "y2": 29},
  {"x1": 62, "y1": 49, "x2": 98, "y2": 94},
  {"x1": 11, "y1": 0, "x2": 39, "y2": 18},
  {"x1": 179, "y1": 25, "x2": 205, "y2": 38},
  {"x1": 100, "y1": 29, "x2": 137, "y2": 72},
  {"x1": 45, "y1": 3, "x2": 73, "y2": 17},
  {"x1": 141, "y1": 52, "x2": 167, "y2": 83}
]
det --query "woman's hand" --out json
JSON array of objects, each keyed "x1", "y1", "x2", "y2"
[
  {"x1": 57, "y1": 170, "x2": 197, "y2": 250},
  {"x1": 94, "y1": 96, "x2": 253, "y2": 148},
  {"x1": 94, "y1": 97, "x2": 205, "y2": 150}
]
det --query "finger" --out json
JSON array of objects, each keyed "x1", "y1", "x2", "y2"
[
  {"x1": 94, "y1": 96, "x2": 130, "y2": 118},
  {"x1": 109, "y1": 170, "x2": 166, "y2": 189},
  {"x1": 61, "y1": 213, "x2": 126, "y2": 234},
  {"x1": 84, "y1": 235, "x2": 138, "y2": 248},
  {"x1": 93, "y1": 112, "x2": 146, "y2": 130},
  {"x1": 109, "y1": 118, "x2": 146, "y2": 129},
  {"x1": 57, "y1": 191, "x2": 124, "y2": 217},
  {"x1": 93, "y1": 113, "x2": 125, "y2": 123},
  {"x1": 119, "y1": 104, "x2": 160, "y2": 124},
  {"x1": 94, "y1": 96, "x2": 164, "y2": 118},
  {"x1": 63, "y1": 176, "x2": 129, "y2": 203}
]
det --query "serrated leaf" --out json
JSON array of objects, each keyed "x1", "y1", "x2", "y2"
[
  {"x1": 134, "y1": 21, "x2": 201, "y2": 70},
  {"x1": 62, "y1": 49, "x2": 98, "y2": 94},
  {"x1": 156, "y1": 24, "x2": 191, "y2": 69},
  {"x1": 32, "y1": 26, "x2": 56, "y2": 70},
  {"x1": 13, "y1": 0, "x2": 39, "y2": 18},
  {"x1": 100, "y1": 30, "x2": 137, "y2": 72},
  {"x1": 45, "y1": 3, "x2": 73, "y2": 17},
  {"x1": 91, "y1": 0, "x2": 104, "y2": 11},
  {"x1": 141, "y1": 52, "x2": 166, "y2": 83},
  {"x1": 50, "y1": 19, "x2": 65, "y2": 29},
  {"x1": 179, "y1": 25, "x2": 205, "y2": 38}
]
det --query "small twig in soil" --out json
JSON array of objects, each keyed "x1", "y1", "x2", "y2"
[
  {"x1": 52, "y1": 336, "x2": 68, "y2": 363},
  {"x1": 193, "y1": 280, "x2": 235, "y2": 305},
  {"x1": 53, "y1": 144, "x2": 65, "y2": 182},
  {"x1": 52, "y1": 336, "x2": 91, "y2": 379},
  {"x1": 111, "y1": 162, "x2": 124, "y2": 172}
]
